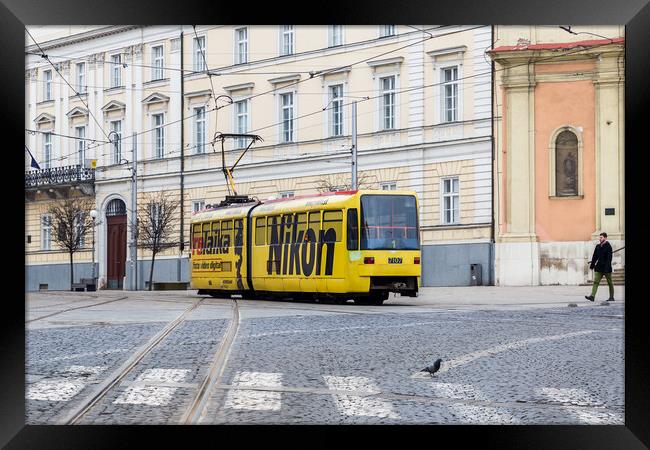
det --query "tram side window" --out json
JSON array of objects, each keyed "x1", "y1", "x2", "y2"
[
  {"x1": 267, "y1": 215, "x2": 280, "y2": 244},
  {"x1": 203, "y1": 222, "x2": 214, "y2": 252},
  {"x1": 323, "y1": 210, "x2": 343, "y2": 243},
  {"x1": 308, "y1": 211, "x2": 321, "y2": 241},
  {"x1": 346, "y1": 208, "x2": 359, "y2": 250},
  {"x1": 192, "y1": 224, "x2": 202, "y2": 250},
  {"x1": 221, "y1": 220, "x2": 233, "y2": 249},
  {"x1": 255, "y1": 217, "x2": 266, "y2": 245},
  {"x1": 296, "y1": 213, "x2": 307, "y2": 240}
]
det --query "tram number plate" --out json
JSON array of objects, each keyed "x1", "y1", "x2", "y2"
[{"x1": 388, "y1": 257, "x2": 403, "y2": 264}]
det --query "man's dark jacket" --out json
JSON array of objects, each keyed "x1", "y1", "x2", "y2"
[{"x1": 590, "y1": 241, "x2": 613, "y2": 273}]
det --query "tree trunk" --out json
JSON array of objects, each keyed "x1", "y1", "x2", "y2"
[
  {"x1": 148, "y1": 251, "x2": 156, "y2": 291},
  {"x1": 69, "y1": 251, "x2": 74, "y2": 291}
]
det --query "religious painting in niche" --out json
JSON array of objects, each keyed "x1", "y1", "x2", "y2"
[{"x1": 555, "y1": 130, "x2": 578, "y2": 196}]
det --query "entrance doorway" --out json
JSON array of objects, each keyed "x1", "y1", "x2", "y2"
[{"x1": 106, "y1": 198, "x2": 127, "y2": 289}]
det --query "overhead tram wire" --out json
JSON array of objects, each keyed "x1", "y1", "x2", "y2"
[
  {"x1": 67, "y1": 25, "x2": 454, "y2": 155},
  {"x1": 25, "y1": 27, "x2": 111, "y2": 143},
  {"x1": 247, "y1": 37, "x2": 620, "y2": 138},
  {"x1": 33, "y1": 27, "x2": 616, "y2": 168},
  {"x1": 34, "y1": 36, "x2": 610, "y2": 169}
]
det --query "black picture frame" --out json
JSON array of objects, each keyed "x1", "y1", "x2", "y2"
[{"x1": 5, "y1": 0, "x2": 647, "y2": 447}]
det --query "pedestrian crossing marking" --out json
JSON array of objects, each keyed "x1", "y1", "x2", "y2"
[
  {"x1": 224, "y1": 372, "x2": 283, "y2": 411},
  {"x1": 535, "y1": 387, "x2": 623, "y2": 424},
  {"x1": 323, "y1": 375, "x2": 400, "y2": 419},
  {"x1": 26, "y1": 365, "x2": 106, "y2": 402},
  {"x1": 430, "y1": 382, "x2": 520, "y2": 424},
  {"x1": 113, "y1": 368, "x2": 190, "y2": 406},
  {"x1": 26, "y1": 380, "x2": 86, "y2": 402}
]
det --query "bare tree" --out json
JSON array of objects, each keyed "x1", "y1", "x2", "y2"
[
  {"x1": 48, "y1": 197, "x2": 95, "y2": 291},
  {"x1": 137, "y1": 192, "x2": 180, "y2": 290},
  {"x1": 316, "y1": 172, "x2": 373, "y2": 193}
]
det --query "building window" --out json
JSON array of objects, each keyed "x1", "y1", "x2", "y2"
[
  {"x1": 193, "y1": 36, "x2": 206, "y2": 72},
  {"x1": 381, "y1": 182, "x2": 397, "y2": 191},
  {"x1": 235, "y1": 99, "x2": 249, "y2": 148},
  {"x1": 328, "y1": 84, "x2": 344, "y2": 137},
  {"x1": 192, "y1": 200, "x2": 205, "y2": 213},
  {"x1": 280, "y1": 191, "x2": 294, "y2": 199},
  {"x1": 150, "y1": 203, "x2": 161, "y2": 227},
  {"x1": 329, "y1": 25, "x2": 343, "y2": 47},
  {"x1": 76, "y1": 63, "x2": 86, "y2": 93},
  {"x1": 76, "y1": 126, "x2": 86, "y2": 167},
  {"x1": 193, "y1": 106, "x2": 206, "y2": 154},
  {"x1": 442, "y1": 177, "x2": 460, "y2": 225},
  {"x1": 380, "y1": 75, "x2": 396, "y2": 130},
  {"x1": 280, "y1": 92, "x2": 294, "y2": 143},
  {"x1": 41, "y1": 214, "x2": 52, "y2": 250},
  {"x1": 111, "y1": 54, "x2": 122, "y2": 88},
  {"x1": 280, "y1": 25, "x2": 294, "y2": 56},
  {"x1": 151, "y1": 45, "x2": 164, "y2": 80},
  {"x1": 235, "y1": 27, "x2": 248, "y2": 65},
  {"x1": 110, "y1": 120, "x2": 122, "y2": 164},
  {"x1": 43, "y1": 70, "x2": 52, "y2": 101},
  {"x1": 153, "y1": 113, "x2": 165, "y2": 158},
  {"x1": 42, "y1": 132, "x2": 52, "y2": 169},
  {"x1": 75, "y1": 212, "x2": 86, "y2": 247},
  {"x1": 441, "y1": 66, "x2": 458, "y2": 122},
  {"x1": 379, "y1": 25, "x2": 395, "y2": 37},
  {"x1": 555, "y1": 130, "x2": 579, "y2": 196}
]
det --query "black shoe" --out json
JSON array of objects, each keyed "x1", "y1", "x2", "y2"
[
  {"x1": 607, "y1": 297, "x2": 615, "y2": 302},
  {"x1": 585, "y1": 295, "x2": 595, "y2": 302}
]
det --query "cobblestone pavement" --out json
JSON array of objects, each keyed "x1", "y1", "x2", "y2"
[{"x1": 25, "y1": 289, "x2": 624, "y2": 425}]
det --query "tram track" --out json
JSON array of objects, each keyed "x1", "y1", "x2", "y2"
[
  {"x1": 61, "y1": 297, "x2": 207, "y2": 425},
  {"x1": 181, "y1": 298, "x2": 240, "y2": 424},
  {"x1": 26, "y1": 296, "x2": 129, "y2": 323}
]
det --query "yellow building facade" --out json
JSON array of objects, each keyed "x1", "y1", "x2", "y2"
[{"x1": 25, "y1": 25, "x2": 494, "y2": 290}]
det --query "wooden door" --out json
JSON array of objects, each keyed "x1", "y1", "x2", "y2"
[{"x1": 107, "y1": 215, "x2": 127, "y2": 289}]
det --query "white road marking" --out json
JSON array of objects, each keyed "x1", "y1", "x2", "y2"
[
  {"x1": 536, "y1": 387, "x2": 623, "y2": 424},
  {"x1": 26, "y1": 380, "x2": 85, "y2": 402},
  {"x1": 437, "y1": 330, "x2": 596, "y2": 374},
  {"x1": 430, "y1": 382, "x2": 520, "y2": 424},
  {"x1": 26, "y1": 365, "x2": 107, "y2": 402},
  {"x1": 537, "y1": 387, "x2": 602, "y2": 407},
  {"x1": 113, "y1": 368, "x2": 190, "y2": 406},
  {"x1": 324, "y1": 376, "x2": 400, "y2": 419},
  {"x1": 224, "y1": 372, "x2": 283, "y2": 411}
]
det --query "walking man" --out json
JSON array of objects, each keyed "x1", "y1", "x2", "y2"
[{"x1": 585, "y1": 232, "x2": 615, "y2": 302}]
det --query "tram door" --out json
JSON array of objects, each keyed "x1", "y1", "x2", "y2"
[{"x1": 106, "y1": 199, "x2": 127, "y2": 289}]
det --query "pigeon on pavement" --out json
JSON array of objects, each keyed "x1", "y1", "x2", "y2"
[{"x1": 421, "y1": 358, "x2": 442, "y2": 377}]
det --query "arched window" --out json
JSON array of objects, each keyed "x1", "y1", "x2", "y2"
[
  {"x1": 555, "y1": 130, "x2": 579, "y2": 197},
  {"x1": 106, "y1": 198, "x2": 126, "y2": 216}
]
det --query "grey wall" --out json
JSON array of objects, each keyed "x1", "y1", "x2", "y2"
[
  {"x1": 25, "y1": 262, "x2": 95, "y2": 291},
  {"x1": 27, "y1": 245, "x2": 494, "y2": 291},
  {"x1": 135, "y1": 257, "x2": 190, "y2": 290},
  {"x1": 421, "y1": 243, "x2": 494, "y2": 286},
  {"x1": 25, "y1": 258, "x2": 190, "y2": 291}
]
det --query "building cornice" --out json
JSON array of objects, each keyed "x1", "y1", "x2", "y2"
[
  {"x1": 223, "y1": 82, "x2": 255, "y2": 92},
  {"x1": 25, "y1": 26, "x2": 141, "y2": 52},
  {"x1": 268, "y1": 74, "x2": 301, "y2": 85}
]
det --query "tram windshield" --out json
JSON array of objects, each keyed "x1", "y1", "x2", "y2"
[{"x1": 360, "y1": 195, "x2": 419, "y2": 250}]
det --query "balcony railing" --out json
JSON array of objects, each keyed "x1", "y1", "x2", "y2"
[{"x1": 25, "y1": 165, "x2": 95, "y2": 188}]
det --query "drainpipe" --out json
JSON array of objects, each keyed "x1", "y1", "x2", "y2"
[
  {"x1": 179, "y1": 29, "x2": 185, "y2": 281},
  {"x1": 490, "y1": 24, "x2": 495, "y2": 286}
]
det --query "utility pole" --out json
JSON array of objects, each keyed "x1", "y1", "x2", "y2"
[
  {"x1": 351, "y1": 101, "x2": 358, "y2": 189},
  {"x1": 130, "y1": 132, "x2": 138, "y2": 290}
]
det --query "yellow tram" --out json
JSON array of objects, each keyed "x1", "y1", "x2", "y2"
[{"x1": 189, "y1": 190, "x2": 420, "y2": 305}]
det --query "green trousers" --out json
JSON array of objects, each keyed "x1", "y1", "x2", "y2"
[{"x1": 591, "y1": 271, "x2": 614, "y2": 298}]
